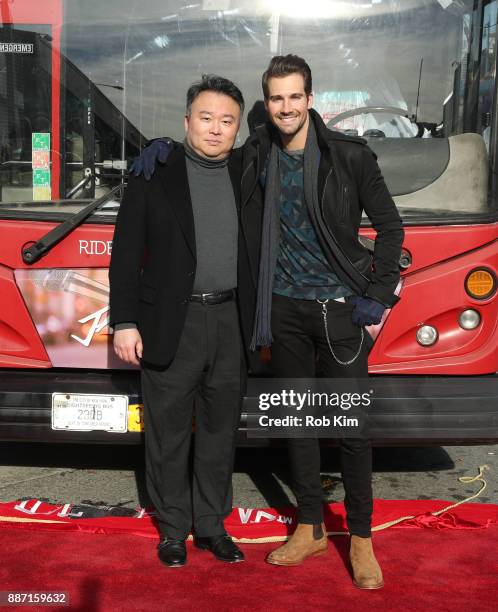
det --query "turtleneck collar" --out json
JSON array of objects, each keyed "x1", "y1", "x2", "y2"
[{"x1": 183, "y1": 139, "x2": 229, "y2": 169}]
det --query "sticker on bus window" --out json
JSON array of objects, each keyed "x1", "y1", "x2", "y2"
[
  {"x1": 33, "y1": 150, "x2": 50, "y2": 169},
  {"x1": 31, "y1": 132, "x2": 52, "y2": 201},
  {"x1": 32, "y1": 133, "x2": 50, "y2": 151},
  {"x1": 32, "y1": 132, "x2": 51, "y2": 200},
  {"x1": 33, "y1": 185, "x2": 52, "y2": 200}
]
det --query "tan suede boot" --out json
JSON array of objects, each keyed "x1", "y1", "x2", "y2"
[
  {"x1": 349, "y1": 535, "x2": 384, "y2": 589},
  {"x1": 266, "y1": 523, "x2": 328, "y2": 566}
]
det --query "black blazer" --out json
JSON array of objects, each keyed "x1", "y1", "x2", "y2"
[{"x1": 109, "y1": 143, "x2": 256, "y2": 367}]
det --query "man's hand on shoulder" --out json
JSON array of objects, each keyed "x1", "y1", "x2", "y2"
[
  {"x1": 113, "y1": 328, "x2": 143, "y2": 365},
  {"x1": 129, "y1": 137, "x2": 174, "y2": 180}
]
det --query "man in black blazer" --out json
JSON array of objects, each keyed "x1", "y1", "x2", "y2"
[{"x1": 109, "y1": 75, "x2": 255, "y2": 567}]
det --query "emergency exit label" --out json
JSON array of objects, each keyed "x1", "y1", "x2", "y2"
[{"x1": 0, "y1": 42, "x2": 34, "y2": 54}]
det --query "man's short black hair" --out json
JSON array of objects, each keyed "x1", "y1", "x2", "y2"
[
  {"x1": 262, "y1": 55, "x2": 312, "y2": 99},
  {"x1": 186, "y1": 74, "x2": 244, "y2": 116}
]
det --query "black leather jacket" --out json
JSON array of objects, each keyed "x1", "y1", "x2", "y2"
[{"x1": 239, "y1": 108, "x2": 405, "y2": 308}]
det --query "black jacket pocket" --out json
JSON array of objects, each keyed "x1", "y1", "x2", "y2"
[{"x1": 139, "y1": 284, "x2": 157, "y2": 304}]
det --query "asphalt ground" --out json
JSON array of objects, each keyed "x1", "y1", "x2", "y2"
[{"x1": 0, "y1": 443, "x2": 496, "y2": 510}]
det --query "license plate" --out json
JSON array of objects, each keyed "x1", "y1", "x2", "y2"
[{"x1": 51, "y1": 393, "x2": 128, "y2": 432}]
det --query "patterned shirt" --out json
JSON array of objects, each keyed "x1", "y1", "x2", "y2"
[{"x1": 272, "y1": 147, "x2": 355, "y2": 300}]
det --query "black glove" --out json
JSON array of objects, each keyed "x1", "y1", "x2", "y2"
[
  {"x1": 350, "y1": 296, "x2": 386, "y2": 327},
  {"x1": 129, "y1": 137, "x2": 173, "y2": 180}
]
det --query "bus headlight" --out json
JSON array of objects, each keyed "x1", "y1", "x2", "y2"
[
  {"x1": 416, "y1": 325, "x2": 438, "y2": 346},
  {"x1": 458, "y1": 309, "x2": 481, "y2": 330},
  {"x1": 465, "y1": 268, "x2": 496, "y2": 300}
]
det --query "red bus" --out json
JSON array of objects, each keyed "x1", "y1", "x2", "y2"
[{"x1": 0, "y1": 0, "x2": 497, "y2": 443}]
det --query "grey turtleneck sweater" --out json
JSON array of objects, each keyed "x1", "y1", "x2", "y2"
[
  {"x1": 184, "y1": 140, "x2": 238, "y2": 292},
  {"x1": 114, "y1": 141, "x2": 238, "y2": 331}
]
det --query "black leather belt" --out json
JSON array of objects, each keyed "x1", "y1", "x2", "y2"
[{"x1": 188, "y1": 289, "x2": 236, "y2": 305}]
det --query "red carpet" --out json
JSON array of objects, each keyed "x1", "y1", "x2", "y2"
[
  {"x1": 0, "y1": 524, "x2": 497, "y2": 611},
  {"x1": 0, "y1": 500, "x2": 497, "y2": 611}
]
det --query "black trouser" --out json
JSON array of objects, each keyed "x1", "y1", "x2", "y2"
[
  {"x1": 141, "y1": 299, "x2": 244, "y2": 540},
  {"x1": 271, "y1": 293, "x2": 373, "y2": 538}
]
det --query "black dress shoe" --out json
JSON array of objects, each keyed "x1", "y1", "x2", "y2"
[
  {"x1": 157, "y1": 538, "x2": 186, "y2": 567},
  {"x1": 194, "y1": 534, "x2": 244, "y2": 563}
]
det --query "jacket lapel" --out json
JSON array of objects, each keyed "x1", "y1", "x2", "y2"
[
  {"x1": 157, "y1": 146, "x2": 196, "y2": 259},
  {"x1": 228, "y1": 149, "x2": 242, "y2": 218},
  {"x1": 310, "y1": 109, "x2": 338, "y2": 201},
  {"x1": 241, "y1": 125, "x2": 272, "y2": 209}
]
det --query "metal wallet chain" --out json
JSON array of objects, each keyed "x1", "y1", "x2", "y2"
[{"x1": 316, "y1": 298, "x2": 364, "y2": 366}]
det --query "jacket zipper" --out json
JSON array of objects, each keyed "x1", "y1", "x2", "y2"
[
  {"x1": 320, "y1": 169, "x2": 370, "y2": 284},
  {"x1": 341, "y1": 185, "x2": 348, "y2": 220}
]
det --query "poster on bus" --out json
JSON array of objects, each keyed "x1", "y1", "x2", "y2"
[{"x1": 15, "y1": 268, "x2": 135, "y2": 369}]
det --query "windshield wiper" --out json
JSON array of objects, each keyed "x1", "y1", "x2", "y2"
[{"x1": 22, "y1": 184, "x2": 124, "y2": 265}]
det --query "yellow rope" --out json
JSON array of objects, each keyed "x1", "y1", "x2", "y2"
[
  {"x1": 366, "y1": 464, "x2": 491, "y2": 533},
  {"x1": 0, "y1": 515, "x2": 61, "y2": 524}
]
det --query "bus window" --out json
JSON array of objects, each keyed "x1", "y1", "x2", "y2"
[
  {"x1": 0, "y1": 26, "x2": 51, "y2": 203},
  {"x1": 0, "y1": 1, "x2": 497, "y2": 223},
  {"x1": 61, "y1": 58, "x2": 142, "y2": 200},
  {"x1": 274, "y1": 0, "x2": 497, "y2": 219},
  {"x1": 60, "y1": 0, "x2": 497, "y2": 222}
]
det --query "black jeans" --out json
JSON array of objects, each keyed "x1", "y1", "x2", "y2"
[
  {"x1": 271, "y1": 293, "x2": 373, "y2": 538},
  {"x1": 141, "y1": 300, "x2": 245, "y2": 540}
]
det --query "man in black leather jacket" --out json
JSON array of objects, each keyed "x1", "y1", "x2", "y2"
[
  {"x1": 131, "y1": 55, "x2": 403, "y2": 589},
  {"x1": 245, "y1": 56, "x2": 402, "y2": 590}
]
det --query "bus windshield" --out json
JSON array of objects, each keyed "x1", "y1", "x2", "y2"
[{"x1": 1, "y1": 0, "x2": 497, "y2": 222}]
